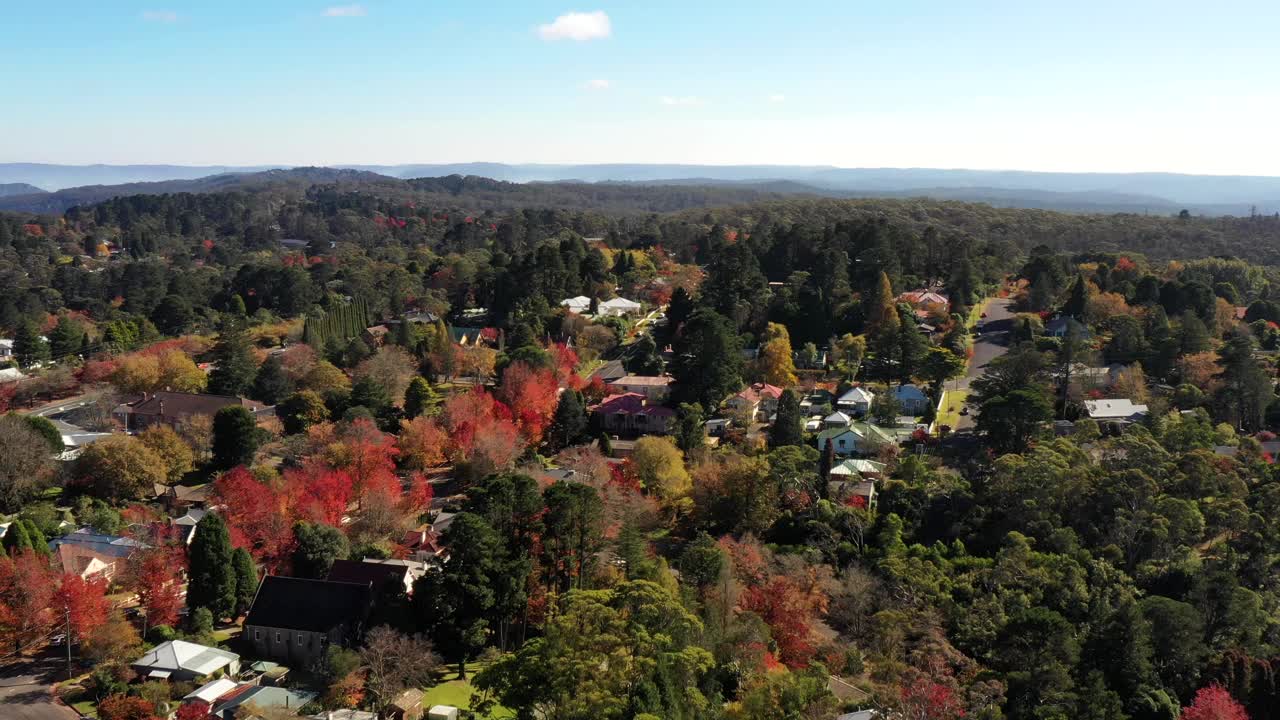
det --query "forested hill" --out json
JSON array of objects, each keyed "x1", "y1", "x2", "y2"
[{"x1": 5, "y1": 176, "x2": 1280, "y2": 271}]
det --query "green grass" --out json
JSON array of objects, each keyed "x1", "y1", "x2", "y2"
[
  {"x1": 422, "y1": 662, "x2": 513, "y2": 719},
  {"x1": 70, "y1": 698, "x2": 97, "y2": 718},
  {"x1": 936, "y1": 389, "x2": 969, "y2": 431}
]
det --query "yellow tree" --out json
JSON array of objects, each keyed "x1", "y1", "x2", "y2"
[
  {"x1": 628, "y1": 436, "x2": 691, "y2": 514},
  {"x1": 865, "y1": 271, "x2": 900, "y2": 338},
  {"x1": 759, "y1": 323, "x2": 798, "y2": 387}
]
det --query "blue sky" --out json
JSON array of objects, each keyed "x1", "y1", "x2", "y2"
[{"x1": 3, "y1": 1, "x2": 1278, "y2": 173}]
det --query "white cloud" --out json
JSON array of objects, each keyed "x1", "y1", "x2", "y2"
[
  {"x1": 323, "y1": 4, "x2": 366, "y2": 17},
  {"x1": 584, "y1": 79, "x2": 611, "y2": 91},
  {"x1": 141, "y1": 10, "x2": 178, "y2": 22},
  {"x1": 538, "y1": 11, "x2": 611, "y2": 41},
  {"x1": 660, "y1": 96, "x2": 704, "y2": 107},
  {"x1": 768, "y1": 94, "x2": 786, "y2": 103}
]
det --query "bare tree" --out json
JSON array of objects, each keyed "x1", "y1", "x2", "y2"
[
  {"x1": 0, "y1": 415, "x2": 54, "y2": 511},
  {"x1": 360, "y1": 625, "x2": 440, "y2": 715}
]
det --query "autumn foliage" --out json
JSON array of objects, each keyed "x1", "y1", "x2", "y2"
[
  {"x1": 1181, "y1": 685, "x2": 1249, "y2": 720},
  {"x1": 497, "y1": 362, "x2": 561, "y2": 444}
]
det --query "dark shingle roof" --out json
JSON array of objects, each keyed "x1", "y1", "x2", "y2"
[
  {"x1": 126, "y1": 391, "x2": 267, "y2": 419},
  {"x1": 325, "y1": 559, "x2": 409, "y2": 589},
  {"x1": 244, "y1": 575, "x2": 371, "y2": 632}
]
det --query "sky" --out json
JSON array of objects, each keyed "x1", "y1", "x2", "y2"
[{"x1": 3, "y1": 0, "x2": 1280, "y2": 174}]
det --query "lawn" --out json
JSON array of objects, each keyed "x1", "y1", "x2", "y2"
[
  {"x1": 422, "y1": 662, "x2": 513, "y2": 719},
  {"x1": 936, "y1": 389, "x2": 969, "y2": 432}
]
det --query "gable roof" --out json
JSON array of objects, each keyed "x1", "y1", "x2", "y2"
[
  {"x1": 244, "y1": 575, "x2": 372, "y2": 633},
  {"x1": 213, "y1": 685, "x2": 317, "y2": 717},
  {"x1": 133, "y1": 640, "x2": 239, "y2": 676},
  {"x1": 599, "y1": 297, "x2": 642, "y2": 310},
  {"x1": 824, "y1": 410, "x2": 852, "y2": 424},
  {"x1": 893, "y1": 384, "x2": 929, "y2": 401},
  {"x1": 185, "y1": 677, "x2": 240, "y2": 704},
  {"x1": 326, "y1": 559, "x2": 411, "y2": 589},
  {"x1": 591, "y1": 393, "x2": 676, "y2": 418},
  {"x1": 830, "y1": 458, "x2": 888, "y2": 476},
  {"x1": 837, "y1": 387, "x2": 875, "y2": 404},
  {"x1": 734, "y1": 382, "x2": 785, "y2": 404}
]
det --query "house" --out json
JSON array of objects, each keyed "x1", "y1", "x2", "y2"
[
  {"x1": 805, "y1": 416, "x2": 823, "y2": 432},
  {"x1": 363, "y1": 557, "x2": 433, "y2": 586},
  {"x1": 278, "y1": 238, "x2": 310, "y2": 250},
  {"x1": 309, "y1": 711, "x2": 377, "y2": 720},
  {"x1": 828, "y1": 458, "x2": 886, "y2": 480},
  {"x1": 590, "y1": 358, "x2": 628, "y2": 384},
  {"x1": 1084, "y1": 398, "x2": 1149, "y2": 423},
  {"x1": 597, "y1": 297, "x2": 643, "y2": 317},
  {"x1": 400, "y1": 527, "x2": 449, "y2": 566},
  {"x1": 836, "y1": 387, "x2": 875, "y2": 415},
  {"x1": 828, "y1": 479, "x2": 877, "y2": 507},
  {"x1": 210, "y1": 684, "x2": 317, "y2": 720},
  {"x1": 704, "y1": 418, "x2": 731, "y2": 437},
  {"x1": 817, "y1": 422, "x2": 895, "y2": 457},
  {"x1": 362, "y1": 325, "x2": 391, "y2": 347},
  {"x1": 327, "y1": 558, "x2": 416, "y2": 597},
  {"x1": 184, "y1": 677, "x2": 241, "y2": 706},
  {"x1": 608, "y1": 375, "x2": 674, "y2": 402},
  {"x1": 893, "y1": 384, "x2": 931, "y2": 415},
  {"x1": 132, "y1": 640, "x2": 240, "y2": 682},
  {"x1": 898, "y1": 290, "x2": 950, "y2": 308},
  {"x1": 390, "y1": 689, "x2": 426, "y2": 720},
  {"x1": 1046, "y1": 316, "x2": 1091, "y2": 339},
  {"x1": 50, "y1": 528, "x2": 148, "y2": 580},
  {"x1": 560, "y1": 296, "x2": 592, "y2": 314},
  {"x1": 243, "y1": 576, "x2": 373, "y2": 667},
  {"x1": 0, "y1": 338, "x2": 12, "y2": 360},
  {"x1": 113, "y1": 391, "x2": 272, "y2": 432},
  {"x1": 426, "y1": 706, "x2": 458, "y2": 720},
  {"x1": 402, "y1": 310, "x2": 440, "y2": 325},
  {"x1": 725, "y1": 383, "x2": 785, "y2": 422},
  {"x1": 158, "y1": 483, "x2": 212, "y2": 515},
  {"x1": 591, "y1": 393, "x2": 676, "y2": 436},
  {"x1": 171, "y1": 507, "x2": 208, "y2": 545},
  {"x1": 823, "y1": 410, "x2": 852, "y2": 428}
]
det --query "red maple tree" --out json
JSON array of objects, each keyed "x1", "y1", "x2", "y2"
[
  {"x1": 55, "y1": 573, "x2": 110, "y2": 642},
  {"x1": 0, "y1": 550, "x2": 59, "y2": 649},
  {"x1": 122, "y1": 543, "x2": 187, "y2": 629},
  {"x1": 1181, "y1": 685, "x2": 1249, "y2": 720},
  {"x1": 212, "y1": 467, "x2": 296, "y2": 571},
  {"x1": 496, "y1": 362, "x2": 561, "y2": 444},
  {"x1": 97, "y1": 694, "x2": 160, "y2": 720},
  {"x1": 286, "y1": 461, "x2": 354, "y2": 527}
]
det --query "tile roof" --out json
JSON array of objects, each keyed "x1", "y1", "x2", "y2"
[{"x1": 592, "y1": 393, "x2": 676, "y2": 417}]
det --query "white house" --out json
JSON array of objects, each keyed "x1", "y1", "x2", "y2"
[
  {"x1": 836, "y1": 387, "x2": 875, "y2": 415},
  {"x1": 560, "y1": 296, "x2": 592, "y2": 314},
  {"x1": 598, "y1": 297, "x2": 643, "y2": 317},
  {"x1": 893, "y1": 384, "x2": 931, "y2": 415},
  {"x1": 132, "y1": 640, "x2": 240, "y2": 681},
  {"x1": 0, "y1": 339, "x2": 12, "y2": 360},
  {"x1": 1084, "y1": 398, "x2": 1149, "y2": 423},
  {"x1": 823, "y1": 410, "x2": 852, "y2": 428}
]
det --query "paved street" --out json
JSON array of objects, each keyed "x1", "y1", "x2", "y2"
[
  {"x1": 953, "y1": 298, "x2": 1015, "y2": 431},
  {"x1": 0, "y1": 657, "x2": 79, "y2": 720}
]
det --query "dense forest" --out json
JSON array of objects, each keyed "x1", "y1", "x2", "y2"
[{"x1": 2, "y1": 177, "x2": 1280, "y2": 720}]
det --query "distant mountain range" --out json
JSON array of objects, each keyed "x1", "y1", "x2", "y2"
[{"x1": 1, "y1": 162, "x2": 1278, "y2": 216}]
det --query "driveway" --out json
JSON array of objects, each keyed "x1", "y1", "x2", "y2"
[
  {"x1": 0, "y1": 657, "x2": 80, "y2": 720},
  {"x1": 952, "y1": 298, "x2": 1015, "y2": 431}
]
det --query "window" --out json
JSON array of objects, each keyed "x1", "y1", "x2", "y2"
[
  {"x1": 275, "y1": 632, "x2": 282, "y2": 643},
  {"x1": 254, "y1": 630, "x2": 261, "y2": 641},
  {"x1": 298, "y1": 634, "x2": 304, "y2": 646}
]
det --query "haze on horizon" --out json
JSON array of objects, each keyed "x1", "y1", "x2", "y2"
[{"x1": 4, "y1": 0, "x2": 1279, "y2": 176}]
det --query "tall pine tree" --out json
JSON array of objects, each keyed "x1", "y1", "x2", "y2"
[{"x1": 188, "y1": 513, "x2": 236, "y2": 620}]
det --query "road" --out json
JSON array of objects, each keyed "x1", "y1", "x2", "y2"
[
  {"x1": 0, "y1": 657, "x2": 79, "y2": 720},
  {"x1": 953, "y1": 298, "x2": 1015, "y2": 431}
]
